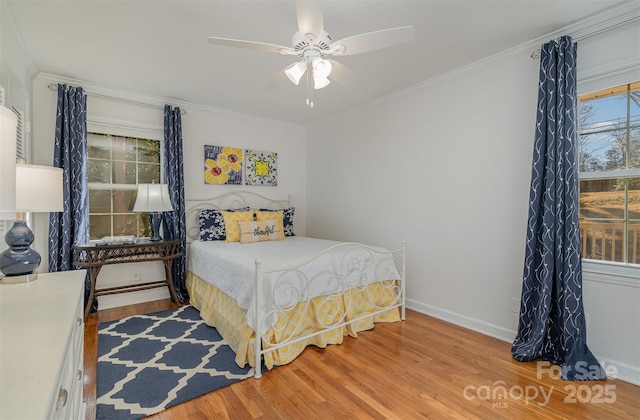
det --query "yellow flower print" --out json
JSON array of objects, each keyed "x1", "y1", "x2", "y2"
[
  {"x1": 220, "y1": 147, "x2": 242, "y2": 172},
  {"x1": 204, "y1": 158, "x2": 229, "y2": 184}
]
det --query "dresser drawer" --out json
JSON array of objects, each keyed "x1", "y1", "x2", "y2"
[{"x1": 51, "y1": 289, "x2": 85, "y2": 420}]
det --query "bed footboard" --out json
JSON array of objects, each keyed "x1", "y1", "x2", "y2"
[{"x1": 253, "y1": 241, "x2": 406, "y2": 378}]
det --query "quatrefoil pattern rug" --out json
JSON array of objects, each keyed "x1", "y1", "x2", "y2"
[{"x1": 97, "y1": 305, "x2": 255, "y2": 420}]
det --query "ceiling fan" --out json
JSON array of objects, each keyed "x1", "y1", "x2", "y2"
[{"x1": 207, "y1": 0, "x2": 414, "y2": 107}]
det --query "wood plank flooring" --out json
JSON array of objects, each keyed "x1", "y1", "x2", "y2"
[{"x1": 84, "y1": 299, "x2": 640, "y2": 419}]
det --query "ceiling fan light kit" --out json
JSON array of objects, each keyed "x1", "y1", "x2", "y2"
[
  {"x1": 285, "y1": 61, "x2": 306, "y2": 85},
  {"x1": 312, "y1": 57, "x2": 331, "y2": 79},
  {"x1": 208, "y1": 0, "x2": 414, "y2": 107}
]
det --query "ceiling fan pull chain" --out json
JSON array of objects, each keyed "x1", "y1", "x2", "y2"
[{"x1": 306, "y1": 63, "x2": 313, "y2": 108}]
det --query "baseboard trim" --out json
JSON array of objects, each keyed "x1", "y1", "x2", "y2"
[
  {"x1": 406, "y1": 299, "x2": 517, "y2": 343},
  {"x1": 97, "y1": 288, "x2": 170, "y2": 311}
]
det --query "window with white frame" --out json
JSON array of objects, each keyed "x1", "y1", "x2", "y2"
[
  {"x1": 87, "y1": 132, "x2": 161, "y2": 240},
  {"x1": 578, "y1": 81, "x2": 640, "y2": 265}
]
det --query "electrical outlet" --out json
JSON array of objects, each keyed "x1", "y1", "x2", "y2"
[
  {"x1": 133, "y1": 271, "x2": 141, "y2": 282},
  {"x1": 511, "y1": 297, "x2": 520, "y2": 314}
]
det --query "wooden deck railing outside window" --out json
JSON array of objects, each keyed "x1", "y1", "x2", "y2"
[{"x1": 580, "y1": 221, "x2": 640, "y2": 264}]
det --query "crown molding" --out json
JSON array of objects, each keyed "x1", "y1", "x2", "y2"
[{"x1": 35, "y1": 72, "x2": 304, "y2": 128}]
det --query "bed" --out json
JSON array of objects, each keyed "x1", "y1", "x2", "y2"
[{"x1": 185, "y1": 191, "x2": 405, "y2": 378}]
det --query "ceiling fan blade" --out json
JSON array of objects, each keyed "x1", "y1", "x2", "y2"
[
  {"x1": 329, "y1": 26, "x2": 415, "y2": 56},
  {"x1": 296, "y1": 0, "x2": 323, "y2": 38},
  {"x1": 208, "y1": 36, "x2": 295, "y2": 55}
]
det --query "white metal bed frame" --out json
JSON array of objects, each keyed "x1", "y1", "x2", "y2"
[{"x1": 185, "y1": 191, "x2": 405, "y2": 378}]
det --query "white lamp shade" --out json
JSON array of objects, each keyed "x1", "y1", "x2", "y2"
[
  {"x1": 0, "y1": 105, "x2": 17, "y2": 218},
  {"x1": 285, "y1": 61, "x2": 307, "y2": 85},
  {"x1": 313, "y1": 75, "x2": 331, "y2": 90},
  {"x1": 312, "y1": 57, "x2": 332, "y2": 79},
  {"x1": 133, "y1": 184, "x2": 174, "y2": 212},
  {"x1": 16, "y1": 164, "x2": 64, "y2": 212}
]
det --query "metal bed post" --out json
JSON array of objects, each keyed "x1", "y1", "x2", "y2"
[
  {"x1": 401, "y1": 241, "x2": 406, "y2": 320},
  {"x1": 254, "y1": 259, "x2": 262, "y2": 378}
]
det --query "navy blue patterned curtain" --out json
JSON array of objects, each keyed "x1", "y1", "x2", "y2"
[
  {"x1": 48, "y1": 84, "x2": 91, "y2": 304},
  {"x1": 511, "y1": 37, "x2": 604, "y2": 381},
  {"x1": 161, "y1": 105, "x2": 187, "y2": 302}
]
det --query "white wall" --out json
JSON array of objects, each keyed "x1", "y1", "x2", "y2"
[
  {"x1": 305, "y1": 15, "x2": 640, "y2": 384},
  {"x1": 306, "y1": 47, "x2": 537, "y2": 337},
  {"x1": 0, "y1": 1, "x2": 32, "y2": 114},
  {"x1": 30, "y1": 74, "x2": 306, "y2": 309}
]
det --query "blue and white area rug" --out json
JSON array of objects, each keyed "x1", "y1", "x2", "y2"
[{"x1": 97, "y1": 305, "x2": 255, "y2": 420}]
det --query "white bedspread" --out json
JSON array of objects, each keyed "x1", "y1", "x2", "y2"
[{"x1": 187, "y1": 236, "x2": 400, "y2": 329}]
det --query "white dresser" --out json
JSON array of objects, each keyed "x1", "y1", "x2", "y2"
[{"x1": 0, "y1": 270, "x2": 87, "y2": 419}]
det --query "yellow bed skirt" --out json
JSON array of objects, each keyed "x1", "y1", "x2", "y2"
[{"x1": 186, "y1": 271, "x2": 401, "y2": 369}]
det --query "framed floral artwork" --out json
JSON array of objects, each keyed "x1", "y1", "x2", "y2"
[
  {"x1": 204, "y1": 145, "x2": 243, "y2": 185},
  {"x1": 245, "y1": 150, "x2": 277, "y2": 186}
]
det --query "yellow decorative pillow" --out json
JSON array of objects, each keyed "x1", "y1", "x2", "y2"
[
  {"x1": 238, "y1": 218, "x2": 285, "y2": 243},
  {"x1": 256, "y1": 209, "x2": 284, "y2": 227},
  {"x1": 221, "y1": 210, "x2": 254, "y2": 242}
]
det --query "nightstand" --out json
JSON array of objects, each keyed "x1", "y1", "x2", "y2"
[{"x1": 0, "y1": 269, "x2": 87, "y2": 419}]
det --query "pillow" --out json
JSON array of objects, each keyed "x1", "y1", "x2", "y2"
[
  {"x1": 258, "y1": 207, "x2": 295, "y2": 236},
  {"x1": 238, "y1": 218, "x2": 285, "y2": 243},
  {"x1": 256, "y1": 209, "x2": 283, "y2": 225},
  {"x1": 198, "y1": 207, "x2": 250, "y2": 241},
  {"x1": 221, "y1": 210, "x2": 255, "y2": 242}
]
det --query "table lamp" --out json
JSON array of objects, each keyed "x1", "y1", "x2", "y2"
[
  {"x1": 133, "y1": 184, "x2": 173, "y2": 241},
  {"x1": 0, "y1": 106, "x2": 17, "y2": 222},
  {"x1": 0, "y1": 163, "x2": 63, "y2": 282}
]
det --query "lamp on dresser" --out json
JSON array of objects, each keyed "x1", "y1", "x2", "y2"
[
  {"x1": 0, "y1": 105, "x2": 17, "y2": 222},
  {"x1": 0, "y1": 163, "x2": 63, "y2": 283},
  {"x1": 0, "y1": 105, "x2": 17, "y2": 282},
  {"x1": 133, "y1": 183, "x2": 174, "y2": 241}
]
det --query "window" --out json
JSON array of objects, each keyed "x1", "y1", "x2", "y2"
[
  {"x1": 88, "y1": 132, "x2": 161, "y2": 240},
  {"x1": 0, "y1": 84, "x2": 28, "y2": 241},
  {"x1": 578, "y1": 82, "x2": 640, "y2": 265}
]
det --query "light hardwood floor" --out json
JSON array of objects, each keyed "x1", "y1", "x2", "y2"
[{"x1": 84, "y1": 299, "x2": 640, "y2": 419}]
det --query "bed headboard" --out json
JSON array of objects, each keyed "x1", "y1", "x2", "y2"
[{"x1": 185, "y1": 191, "x2": 292, "y2": 242}]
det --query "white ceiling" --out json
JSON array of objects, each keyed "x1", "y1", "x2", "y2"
[{"x1": 5, "y1": 0, "x2": 625, "y2": 126}]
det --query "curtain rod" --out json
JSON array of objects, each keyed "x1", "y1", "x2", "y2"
[
  {"x1": 47, "y1": 83, "x2": 187, "y2": 115},
  {"x1": 530, "y1": 10, "x2": 638, "y2": 59}
]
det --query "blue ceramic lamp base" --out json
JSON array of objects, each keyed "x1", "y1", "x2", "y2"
[
  {"x1": 149, "y1": 212, "x2": 162, "y2": 241},
  {"x1": 0, "y1": 220, "x2": 41, "y2": 283}
]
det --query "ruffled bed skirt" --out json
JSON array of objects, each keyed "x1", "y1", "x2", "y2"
[{"x1": 186, "y1": 271, "x2": 400, "y2": 369}]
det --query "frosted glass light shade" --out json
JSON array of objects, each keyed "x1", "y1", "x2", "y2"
[
  {"x1": 133, "y1": 184, "x2": 174, "y2": 212},
  {"x1": 16, "y1": 164, "x2": 64, "y2": 212},
  {"x1": 313, "y1": 76, "x2": 331, "y2": 90},
  {"x1": 312, "y1": 58, "x2": 332, "y2": 90},
  {"x1": 312, "y1": 57, "x2": 332, "y2": 79},
  {"x1": 285, "y1": 61, "x2": 307, "y2": 85},
  {"x1": 0, "y1": 105, "x2": 17, "y2": 219}
]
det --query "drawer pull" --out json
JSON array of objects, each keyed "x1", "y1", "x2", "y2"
[{"x1": 57, "y1": 388, "x2": 68, "y2": 410}]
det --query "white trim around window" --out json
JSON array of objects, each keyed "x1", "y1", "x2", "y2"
[
  {"x1": 87, "y1": 116, "x2": 163, "y2": 142},
  {"x1": 582, "y1": 260, "x2": 640, "y2": 288}
]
